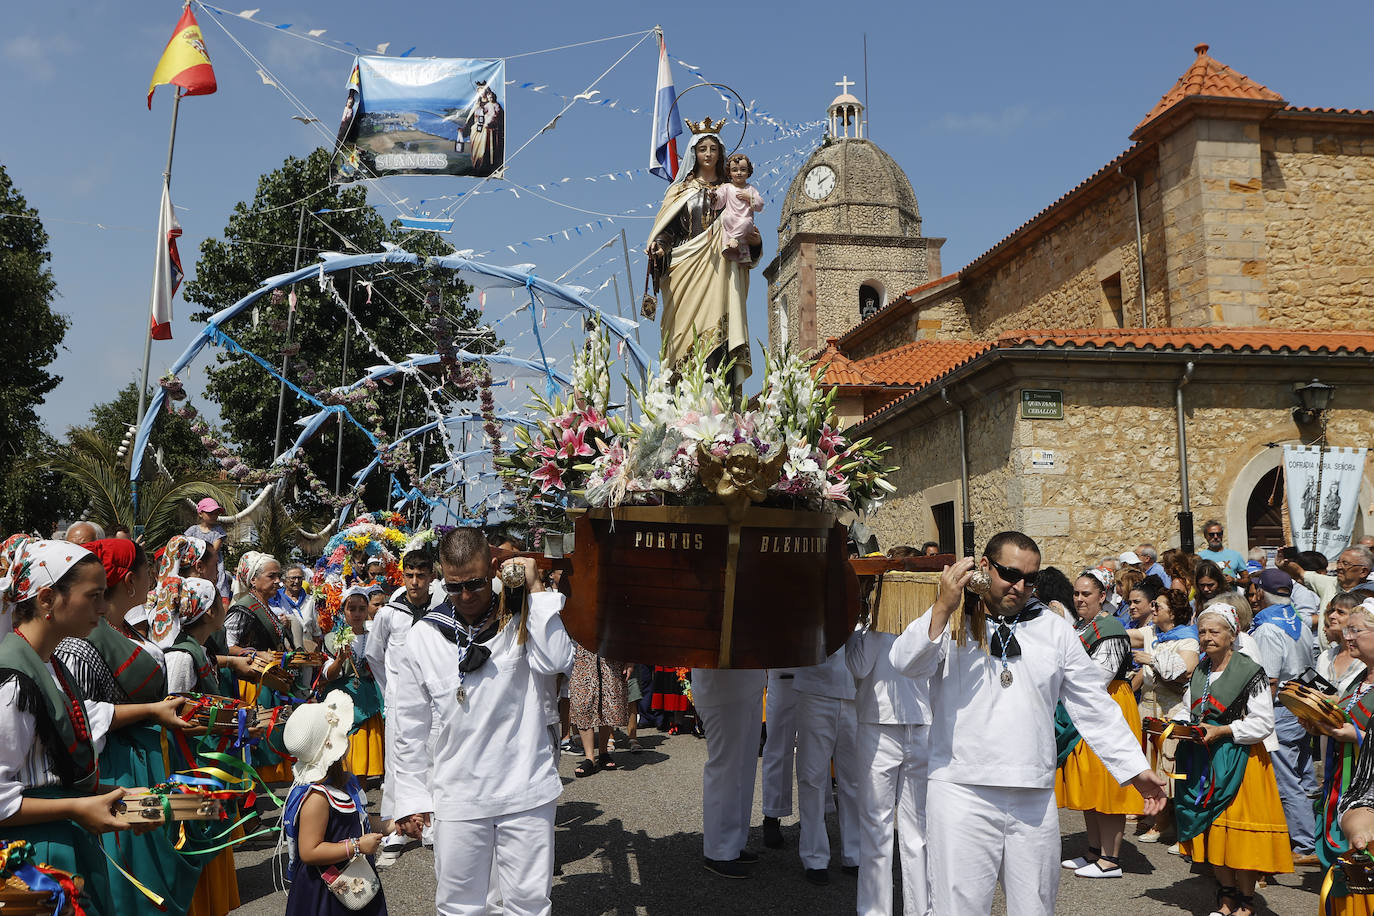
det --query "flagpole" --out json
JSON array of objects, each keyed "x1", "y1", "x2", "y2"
[{"x1": 137, "y1": 89, "x2": 182, "y2": 432}]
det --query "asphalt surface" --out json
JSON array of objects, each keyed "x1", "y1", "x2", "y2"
[{"x1": 230, "y1": 729, "x2": 1325, "y2": 915}]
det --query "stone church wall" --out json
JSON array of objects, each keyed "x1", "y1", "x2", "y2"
[{"x1": 1261, "y1": 128, "x2": 1374, "y2": 330}]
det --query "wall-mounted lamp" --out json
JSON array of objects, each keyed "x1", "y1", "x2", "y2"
[{"x1": 1292, "y1": 378, "x2": 1336, "y2": 425}]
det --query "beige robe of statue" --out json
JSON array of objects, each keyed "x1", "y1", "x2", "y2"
[{"x1": 648, "y1": 180, "x2": 754, "y2": 379}]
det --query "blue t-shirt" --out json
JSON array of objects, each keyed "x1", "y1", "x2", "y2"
[{"x1": 1198, "y1": 547, "x2": 1246, "y2": 579}]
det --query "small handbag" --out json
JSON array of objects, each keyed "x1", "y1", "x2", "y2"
[{"x1": 321, "y1": 850, "x2": 381, "y2": 911}]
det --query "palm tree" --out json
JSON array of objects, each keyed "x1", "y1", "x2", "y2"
[{"x1": 37, "y1": 429, "x2": 238, "y2": 548}]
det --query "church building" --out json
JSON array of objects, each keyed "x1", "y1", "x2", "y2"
[{"x1": 773, "y1": 46, "x2": 1374, "y2": 570}]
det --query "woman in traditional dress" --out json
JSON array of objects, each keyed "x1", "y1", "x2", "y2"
[
  {"x1": 1308, "y1": 599, "x2": 1374, "y2": 915},
  {"x1": 568, "y1": 646, "x2": 628, "y2": 777},
  {"x1": 645, "y1": 128, "x2": 760, "y2": 388},
  {"x1": 226, "y1": 551, "x2": 294, "y2": 782},
  {"x1": 1127, "y1": 587, "x2": 1200, "y2": 844},
  {"x1": 1175, "y1": 604, "x2": 1292, "y2": 916},
  {"x1": 1318, "y1": 592, "x2": 1368, "y2": 697},
  {"x1": 1057, "y1": 571, "x2": 1144, "y2": 878},
  {"x1": 320, "y1": 588, "x2": 385, "y2": 784},
  {"x1": 0, "y1": 541, "x2": 131, "y2": 916},
  {"x1": 52, "y1": 540, "x2": 199, "y2": 916}
]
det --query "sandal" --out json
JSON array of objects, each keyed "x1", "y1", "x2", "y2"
[
  {"x1": 597, "y1": 753, "x2": 619, "y2": 771},
  {"x1": 574, "y1": 758, "x2": 598, "y2": 778},
  {"x1": 1233, "y1": 893, "x2": 1255, "y2": 916},
  {"x1": 629, "y1": 739, "x2": 643, "y2": 754},
  {"x1": 1208, "y1": 884, "x2": 1239, "y2": 916}
]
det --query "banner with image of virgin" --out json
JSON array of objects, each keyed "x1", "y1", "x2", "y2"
[
  {"x1": 1283, "y1": 445, "x2": 1367, "y2": 558},
  {"x1": 331, "y1": 56, "x2": 505, "y2": 182}
]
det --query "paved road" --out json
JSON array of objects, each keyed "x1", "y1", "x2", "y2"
[{"x1": 230, "y1": 729, "x2": 1323, "y2": 914}]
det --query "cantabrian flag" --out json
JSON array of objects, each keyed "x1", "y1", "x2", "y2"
[
  {"x1": 147, "y1": 6, "x2": 217, "y2": 109},
  {"x1": 149, "y1": 183, "x2": 183, "y2": 340}
]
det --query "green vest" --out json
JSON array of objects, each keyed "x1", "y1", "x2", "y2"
[
  {"x1": 0, "y1": 632, "x2": 99, "y2": 792},
  {"x1": 227, "y1": 594, "x2": 287, "y2": 651},
  {"x1": 1175, "y1": 652, "x2": 1266, "y2": 841},
  {"x1": 1075, "y1": 613, "x2": 1131, "y2": 681},
  {"x1": 166, "y1": 636, "x2": 221, "y2": 696},
  {"x1": 84, "y1": 618, "x2": 168, "y2": 702}
]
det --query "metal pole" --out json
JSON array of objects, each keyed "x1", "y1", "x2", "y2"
[
  {"x1": 335, "y1": 270, "x2": 352, "y2": 494},
  {"x1": 273, "y1": 204, "x2": 307, "y2": 456},
  {"x1": 619, "y1": 229, "x2": 641, "y2": 347},
  {"x1": 394, "y1": 373, "x2": 407, "y2": 440},
  {"x1": 136, "y1": 91, "x2": 182, "y2": 430},
  {"x1": 958, "y1": 405, "x2": 974, "y2": 557},
  {"x1": 1176, "y1": 361, "x2": 1195, "y2": 553},
  {"x1": 862, "y1": 34, "x2": 870, "y2": 138}
]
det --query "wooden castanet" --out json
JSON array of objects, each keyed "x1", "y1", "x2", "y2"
[
  {"x1": 870, "y1": 571, "x2": 941, "y2": 636},
  {"x1": 174, "y1": 693, "x2": 260, "y2": 734},
  {"x1": 1340, "y1": 851, "x2": 1374, "y2": 893},
  {"x1": 1142, "y1": 717, "x2": 1207, "y2": 743},
  {"x1": 248, "y1": 653, "x2": 295, "y2": 694},
  {"x1": 1277, "y1": 681, "x2": 1345, "y2": 731},
  {"x1": 114, "y1": 788, "x2": 224, "y2": 824},
  {"x1": 560, "y1": 506, "x2": 858, "y2": 669},
  {"x1": 283, "y1": 651, "x2": 325, "y2": 669}
]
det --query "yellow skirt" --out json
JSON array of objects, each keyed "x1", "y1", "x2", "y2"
[
  {"x1": 346, "y1": 714, "x2": 385, "y2": 779},
  {"x1": 1056, "y1": 680, "x2": 1145, "y2": 815},
  {"x1": 1181, "y1": 745, "x2": 1294, "y2": 874},
  {"x1": 1330, "y1": 889, "x2": 1374, "y2": 916},
  {"x1": 186, "y1": 827, "x2": 241, "y2": 916},
  {"x1": 237, "y1": 678, "x2": 260, "y2": 706}
]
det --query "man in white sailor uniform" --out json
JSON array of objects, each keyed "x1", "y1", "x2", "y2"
[
  {"x1": 393, "y1": 529, "x2": 575, "y2": 915},
  {"x1": 889, "y1": 531, "x2": 1165, "y2": 916},
  {"x1": 693, "y1": 666, "x2": 767, "y2": 878},
  {"x1": 760, "y1": 666, "x2": 801, "y2": 849},
  {"x1": 793, "y1": 648, "x2": 860, "y2": 885},
  {"x1": 365, "y1": 548, "x2": 440, "y2": 863}
]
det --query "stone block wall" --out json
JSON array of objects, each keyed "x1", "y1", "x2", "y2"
[
  {"x1": 845, "y1": 288, "x2": 974, "y2": 362},
  {"x1": 1261, "y1": 129, "x2": 1374, "y2": 329}
]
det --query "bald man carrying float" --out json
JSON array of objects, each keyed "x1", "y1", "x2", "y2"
[{"x1": 889, "y1": 531, "x2": 1167, "y2": 916}]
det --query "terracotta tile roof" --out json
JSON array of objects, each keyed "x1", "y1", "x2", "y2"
[
  {"x1": 811, "y1": 339, "x2": 884, "y2": 386},
  {"x1": 1283, "y1": 106, "x2": 1374, "y2": 116},
  {"x1": 900, "y1": 272, "x2": 961, "y2": 300},
  {"x1": 1134, "y1": 44, "x2": 1284, "y2": 135},
  {"x1": 998, "y1": 327, "x2": 1374, "y2": 354},
  {"x1": 857, "y1": 339, "x2": 992, "y2": 388}
]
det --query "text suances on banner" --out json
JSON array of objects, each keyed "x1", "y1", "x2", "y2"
[{"x1": 332, "y1": 56, "x2": 505, "y2": 182}]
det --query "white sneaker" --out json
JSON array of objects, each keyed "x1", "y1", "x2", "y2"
[
  {"x1": 374, "y1": 847, "x2": 401, "y2": 870},
  {"x1": 1075, "y1": 861, "x2": 1122, "y2": 879},
  {"x1": 422, "y1": 824, "x2": 435, "y2": 848},
  {"x1": 1061, "y1": 855, "x2": 1092, "y2": 869}
]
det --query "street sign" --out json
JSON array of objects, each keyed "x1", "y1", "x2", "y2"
[{"x1": 1020, "y1": 388, "x2": 1063, "y2": 420}]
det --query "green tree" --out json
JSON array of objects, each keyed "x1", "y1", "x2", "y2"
[
  {"x1": 182, "y1": 149, "x2": 484, "y2": 508},
  {"x1": 86, "y1": 381, "x2": 217, "y2": 476},
  {"x1": 0, "y1": 163, "x2": 75, "y2": 534}
]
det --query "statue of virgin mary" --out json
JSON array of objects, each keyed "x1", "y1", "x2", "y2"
[{"x1": 645, "y1": 121, "x2": 761, "y2": 385}]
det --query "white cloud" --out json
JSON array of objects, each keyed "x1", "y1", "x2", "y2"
[
  {"x1": 930, "y1": 104, "x2": 1033, "y2": 137},
  {"x1": 2, "y1": 34, "x2": 75, "y2": 82}
]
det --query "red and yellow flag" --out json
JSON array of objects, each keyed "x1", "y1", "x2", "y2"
[{"x1": 147, "y1": 6, "x2": 217, "y2": 109}]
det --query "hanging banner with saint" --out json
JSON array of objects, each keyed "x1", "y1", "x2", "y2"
[
  {"x1": 1282, "y1": 445, "x2": 1367, "y2": 557},
  {"x1": 331, "y1": 56, "x2": 505, "y2": 182}
]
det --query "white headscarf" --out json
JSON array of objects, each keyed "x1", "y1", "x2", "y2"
[
  {"x1": 147, "y1": 575, "x2": 218, "y2": 647},
  {"x1": 1, "y1": 540, "x2": 96, "y2": 635},
  {"x1": 1198, "y1": 603, "x2": 1239, "y2": 634},
  {"x1": 159, "y1": 535, "x2": 207, "y2": 580},
  {"x1": 671, "y1": 131, "x2": 725, "y2": 187},
  {"x1": 234, "y1": 551, "x2": 277, "y2": 601}
]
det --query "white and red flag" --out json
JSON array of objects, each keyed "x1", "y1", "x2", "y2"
[{"x1": 149, "y1": 183, "x2": 183, "y2": 340}]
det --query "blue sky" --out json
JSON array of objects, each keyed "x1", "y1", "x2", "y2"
[{"x1": 5, "y1": 0, "x2": 1373, "y2": 449}]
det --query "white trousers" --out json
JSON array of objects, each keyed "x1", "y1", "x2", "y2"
[
  {"x1": 762, "y1": 672, "x2": 799, "y2": 817},
  {"x1": 697, "y1": 691, "x2": 763, "y2": 861},
  {"x1": 926, "y1": 781, "x2": 1057, "y2": 916},
  {"x1": 433, "y1": 800, "x2": 557, "y2": 916},
  {"x1": 856, "y1": 722, "x2": 930, "y2": 916},
  {"x1": 380, "y1": 684, "x2": 438, "y2": 823},
  {"x1": 796, "y1": 694, "x2": 860, "y2": 869}
]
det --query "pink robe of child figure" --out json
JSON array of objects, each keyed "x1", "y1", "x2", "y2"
[{"x1": 713, "y1": 182, "x2": 764, "y2": 262}]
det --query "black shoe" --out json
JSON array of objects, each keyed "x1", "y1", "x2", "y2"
[
  {"x1": 704, "y1": 857, "x2": 751, "y2": 879},
  {"x1": 841, "y1": 865, "x2": 859, "y2": 877},
  {"x1": 763, "y1": 816, "x2": 784, "y2": 849},
  {"x1": 804, "y1": 867, "x2": 830, "y2": 886},
  {"x1": 735, "y1": 848, "x2": 759, "y2": 864}
]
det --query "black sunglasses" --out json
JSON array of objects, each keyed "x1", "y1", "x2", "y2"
[
  {"x1": 988, "y1": 557, "x2": 1041, "y2": 587},
  {"x1": 443, "y1": 577, "x2": 491, "y2": 595}
]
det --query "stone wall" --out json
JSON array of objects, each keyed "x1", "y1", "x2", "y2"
[
  {"x1": 846, "y1": 288, "x2": 973, "y2": 362},
  {"x1": 1262, "y1": 128, "x2": 1374, "y2": 329}
]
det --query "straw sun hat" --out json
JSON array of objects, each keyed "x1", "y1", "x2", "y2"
[{"x1": 284, "y1": 690, "x2": 355, "y2": 784}]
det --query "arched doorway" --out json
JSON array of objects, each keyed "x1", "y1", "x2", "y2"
[
  {"x1": 1225, "y1": 446, "x2": 1374, "y2": 554},
  {"x1": 1246, "y1": 465, "x2": 1285, "y2": 552},
  {"x1": 859, "y1": 282, "x2": 884, "y2": 320}
]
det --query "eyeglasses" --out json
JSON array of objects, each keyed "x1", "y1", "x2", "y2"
[
  {"x1": 1205, "y1": 530, "x2": 1224, "y2": 538},
  {"x1": 442, "y1": 577, "x2": 490, "y2": 596},
  {"x1": 1337, "y1": 560, "x2": 1371, "y2": 571},
  {"x1": 1343, "y1": 627, "x2": 1374, "y2": 639},
  {"x1": 988, "y1": 557, "x2": 1041, "y2": 587}
]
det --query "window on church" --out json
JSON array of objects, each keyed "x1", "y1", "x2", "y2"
[
  {"x1": 859, "y1": 283, "x2": 884, "y2": 320},
  {"x1": 1099, "y1": 273, "x2": 1124, "y2": 328},
  {"x1": 931, "y1": 501, "x2": 956, "y2": 555}
]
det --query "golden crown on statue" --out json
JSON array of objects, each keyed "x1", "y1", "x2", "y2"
[{"x1": 684, "y1": 116, "x2": 726, "y2": 135}]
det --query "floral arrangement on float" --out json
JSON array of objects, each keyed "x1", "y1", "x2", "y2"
[
  {"x1": 496, "y1": 319, "x2": 896, "y2": 520},
  {"x1": 311, "y1": 512, "x2": 413, "y2": 632}
]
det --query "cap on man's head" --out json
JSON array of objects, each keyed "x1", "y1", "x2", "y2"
[
  {"x1": 1255, "y1": 568, "x2": 1294, "y2": 597},
  {"x1": 1246, "y1": 560, "x2": 1265, "y2": 574},
  {"x1": 1118, "y1": 551, "x2": 1142, "y2": 565},
  {"x1": 196, "y1": 497, "x2": 223, "y2": 514}
]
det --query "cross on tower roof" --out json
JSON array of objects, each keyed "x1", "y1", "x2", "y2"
[{"x1": 835, "y1": 75, "x2": 855, "y2": 94}]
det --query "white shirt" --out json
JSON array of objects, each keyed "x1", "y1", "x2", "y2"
[
  {"x1": 846, "y1": 627, "x2": 929, "y2": 725},
  {"x1": 0, "y1": 665, "x2": 115, "y2": 820},
  {"x1": 791, "y1": 647, "x2": 856, "y2": 700},
  {"x1": 166, "y1": 651, "x2": 197, "y2": 694},
  {"x1": 1317, "y1": 645, "x2": 1367, "y2": 698},
  {"x1": 1251, "y1": 616, "x2": 1314, "y2": 683},
  {"x1": 1184, "y1": 666, "x2": 1275, "y2": 745},
  {"x1": 889, "y1": 605, "x2": 1149, "y2": 790},
  {"x1": 391, "y1": 593, "x2": 574, "y2": 822},
  {"x1": 365, "y1": 596, "x2": 432, "y2": 695}
]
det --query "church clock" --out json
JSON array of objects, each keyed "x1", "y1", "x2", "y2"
[{"x1": 803, "y1": 164, "x2": 836, "y2": 200}]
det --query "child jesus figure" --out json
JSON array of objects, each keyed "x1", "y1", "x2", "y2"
[{"x1": 714, "y1": 153, "x2": 764, "y2": 263}]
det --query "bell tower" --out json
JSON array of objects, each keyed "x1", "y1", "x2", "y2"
[{"x1": 765, "y1": 78, "x2": 944, "y2": 352}]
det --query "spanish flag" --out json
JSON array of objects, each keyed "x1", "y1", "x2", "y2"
[{"x1": 147, "y1": 6, "x2": 217, "y2": 109}]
